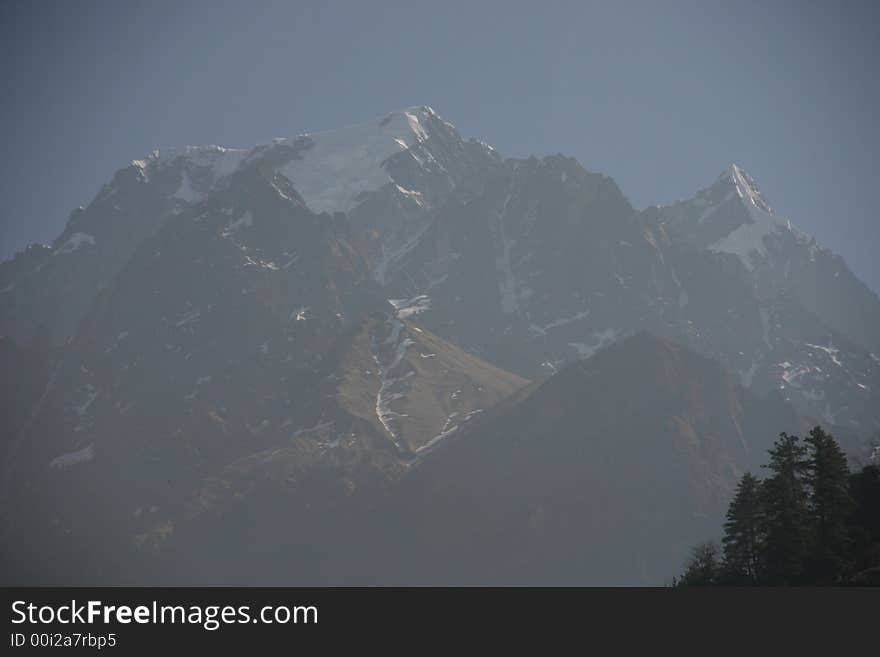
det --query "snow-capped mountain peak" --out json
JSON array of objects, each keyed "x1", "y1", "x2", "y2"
[
  {"x1": 708, "y1": 164, "x2": 792, "y2": 269},
  {"x1": 720, "y1": 163, "x2": 773, "y2": 214},
  {"x1": 661, "y1": 163, "x2": 803, "y2": 270},
  {"x1": 123, "y1": 106, "x2": 453, "y2": 216},
  {"x1": 134, "y1": 145, "x2": 248, "y2": 184},
  {"x1": 268, "y1": 106, "x2": 442, "y2": 214}
]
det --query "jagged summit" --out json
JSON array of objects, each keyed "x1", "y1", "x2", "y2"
[
  {"x1": 3, "y1": 108, "x2": 878, "y2": 445},
  {"x1": 122, "y1": 106, "x2": 456, "y2": 214},
  {"x1": 135, "y1": 144, "x2": 247, "y2": 169},
  {"x1": 716, "y1": 163, "x2": 773, "y2": 214},
  {"x1": 137, "y1": 106, "x2": 444, "y2": 163},
  {"x1": 287, "y1": 105, "x2": 442, "y2": 141},
  {"x1": 264, "y1": 106, "x2": 451, "y2": 214},
  {"x1": 659, "y1": 162, "x2": 803, "y2": 270}
]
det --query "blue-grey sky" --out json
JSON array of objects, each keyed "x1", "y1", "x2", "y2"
[{"x1": 2, "y1": 0, "x2": 878, "y2": 291}]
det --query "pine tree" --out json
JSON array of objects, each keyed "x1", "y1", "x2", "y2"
[
  {"x1": 760, "y1": 432, "x2": 810, "y2": 585},
  {"x1": 850, "y1": 464, "x2": 880, "y2": 547},
  {"x1": 721, "y1": 472, "x2": 763, "y2": 584},
  {"x1": 805, "y1": 426, "x2": 854, "y2": 582},
  {"x1": 681, "y1": 430, "x2": 880, "y2": 586},
  {"x1": 849, "y1": 463, "x2": 880, "y2": 581},
  {"x1": 678, "y1": 541, "x2": 721, "y2": 586}
]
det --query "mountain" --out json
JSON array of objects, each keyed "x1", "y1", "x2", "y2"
[
  {"x1": 1, "y1": 310, "x2": 525, "y2": 585},
  {"x1": 386, "y1": 332, "x2": 802, "y2": 585},
  {"x1": 657, "y1": 166, "x2": 880, "y2": 446},
  {"x1": 0, "y1": 107, "x2": 494, "y2": 346},
  {"x1": 3, "y1": 107, "x2": 877, "y2": 448},
  {"x1": 0, "y1": 148, "x2": 526, "y2": 583},
  {"x1": 0, "y1": 302, "x2": 526, "y2": 583},
  {"x1": 1, "y1": 105, "x2": 878, "y2": 584},
  {"x1": 367, "y1": 149, "x2": 880, "y2": 451},
  {"x1": 87, "y1": 332, "x2": 799, "y2": 585},
  {"x1": 661, "y1": 164, "x2": 880, "y2": 355}
]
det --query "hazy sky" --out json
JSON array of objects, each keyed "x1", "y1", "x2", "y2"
[{"x1": 2, "y1": 0, "x2": 878, "y2": 291}]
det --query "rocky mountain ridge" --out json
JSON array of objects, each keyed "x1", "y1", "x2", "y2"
[{"x1": 2, "y1": 105, "x2": 878, "y2": 584}]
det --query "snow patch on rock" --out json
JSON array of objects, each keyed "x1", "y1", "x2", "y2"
[
  {"x1": 388, "y1": 295, "x2": 431, "y2": 319},
  {"x1": 570, "y1": 329, "x2": 620, "y2": 359},
  {"x1": 55, "y1": 233, "x2": 96, "y2": 255},
  {"x1": 275, "y1": 108, "x2": 435, "y2": 214},
  {"x1": 49, "y1": 443, "x2": 95, "y2": 470}
]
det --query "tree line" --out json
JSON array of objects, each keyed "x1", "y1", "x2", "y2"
[{"x1": 676, "y1": 426, "x2": 880, "y2": 586}]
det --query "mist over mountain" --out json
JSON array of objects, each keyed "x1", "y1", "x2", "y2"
[{"x1": 1, "y1": 106, "x2": 878, "y2": 585}]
